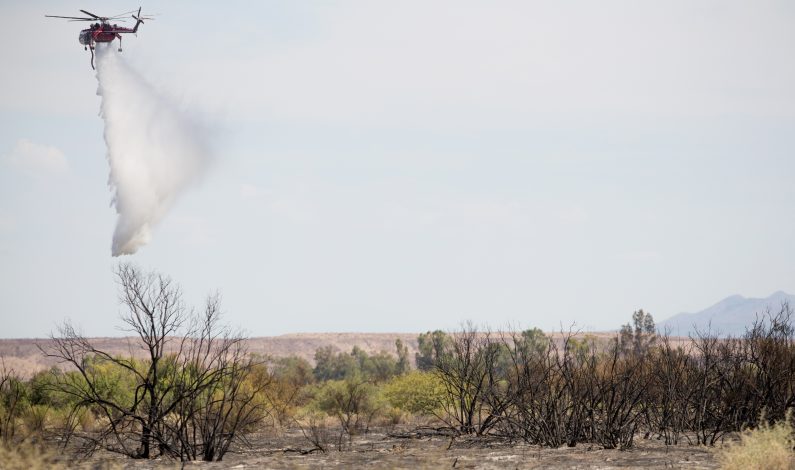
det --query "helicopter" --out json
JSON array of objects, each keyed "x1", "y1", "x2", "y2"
[{"x1": 45, "y1": 7, "x2": 153, "y2": 69}]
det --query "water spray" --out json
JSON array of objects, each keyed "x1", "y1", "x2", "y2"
[{"x1": 95, "y1": 46, "x2": 209, "y2": 256}]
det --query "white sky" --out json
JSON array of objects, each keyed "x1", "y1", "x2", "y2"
[{"x1": 1, "y1": 1, "x2": 795, "y2": 337}]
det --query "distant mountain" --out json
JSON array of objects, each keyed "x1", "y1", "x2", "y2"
[{"x1": 658, "y1": 291, "x2": 795, "y2": 337}]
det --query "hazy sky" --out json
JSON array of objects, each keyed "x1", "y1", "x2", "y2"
[{"x1": 1, "y1": 1, "x2": 795, "y2": 337}]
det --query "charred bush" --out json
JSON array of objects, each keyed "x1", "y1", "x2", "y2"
[{"x1": 439, "y1": 303, "x2": 795, "y2": 449}]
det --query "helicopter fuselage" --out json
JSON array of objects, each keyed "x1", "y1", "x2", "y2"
[{"x1": 79, "y1": 25, "x2": 134, "y2": 46}]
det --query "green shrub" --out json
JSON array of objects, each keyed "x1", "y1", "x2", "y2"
[
  {"x1": 383, "y1": 371, "x2": 445, "y2": 417},
  {"x1": 312, "y1": 379, "x2": 382, "y2": 435},
  {"x1": 21, "y1": 405, "x2": 49, "y2": 435}
]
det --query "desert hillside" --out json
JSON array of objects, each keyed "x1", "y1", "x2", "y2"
[
  {"x1": 0, "y1": 333, "x2": 419, "y2": 377},
  {"x1": 0, "y1": 330, "x2": 648, "y2": 378}
]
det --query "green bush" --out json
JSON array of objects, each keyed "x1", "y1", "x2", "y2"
[
  {"x1": 383, "y1": 371, "x2": 445, "y2": 417},
  {"x1": 21, "y1": 405, "x2": 49, "y2": 435},
  {"x1": 312, "y1": 379, "x2": 383, "y2": 435}
]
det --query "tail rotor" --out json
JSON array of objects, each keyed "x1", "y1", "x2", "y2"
[{"x1": 131, "y1": 7, "x2": 155, "y2": 33}]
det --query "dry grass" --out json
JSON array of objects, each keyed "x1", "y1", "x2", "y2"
[
  {"x1": 716, "y1": 415, "x2": 795, "y2": 470},
  {"x1": 0, "y1": 442, "x2": 68, "y2": 470},
  {"x1": 0, "y1": 442, "x2": 129, "y2": 470}
]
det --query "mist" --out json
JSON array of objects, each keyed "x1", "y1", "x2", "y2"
[{"x1": 95, "y1": 45, "x2": 209, "y2": 256}]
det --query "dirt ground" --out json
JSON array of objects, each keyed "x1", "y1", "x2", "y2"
[{"x1": 74, "y1": 428, "x2": 720, "y2": 470}]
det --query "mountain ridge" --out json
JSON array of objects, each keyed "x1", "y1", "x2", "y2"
[{"x1": 658, "y1": 291, "x2": 795, "y2": 337}]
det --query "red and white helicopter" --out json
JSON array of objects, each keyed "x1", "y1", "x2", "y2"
[{"x1": 45, "y1": 7, "x2": 153, "y2": 69}]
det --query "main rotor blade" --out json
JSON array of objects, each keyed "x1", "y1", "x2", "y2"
[
  {"x1": 45, "y1": 15, "x2": 94, "y2": 20},
  {"x1": 109, "y1": 10, "x2": 137, "y2": 18},
  {"x1": 79, "y1": 9, "x2": 102, "y2": 19}
]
